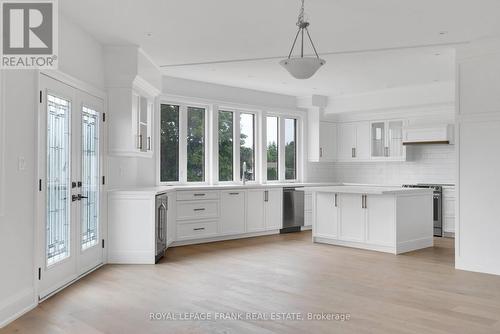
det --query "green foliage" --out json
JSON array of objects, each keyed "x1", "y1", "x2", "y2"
[
  {"x1": 160, "y1": 105, "x2": 179, "y2": 182},
  {"x1": 267, "y1": 142, "x2": 278, "y2": 180},
  {"x1": 218, "y1": 111, "x2": 233, "y2": 181},
  {"x1": 187, "y1": 107, "x2": 205, "y2": 182}
]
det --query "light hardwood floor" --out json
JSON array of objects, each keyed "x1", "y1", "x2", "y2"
[{"x1": 3, "y1": 232, "x2": 500, "y2": 334}]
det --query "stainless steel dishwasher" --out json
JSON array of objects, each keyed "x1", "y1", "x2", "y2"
[{"x1": 281, "y1": 187, "x2": 304, "y2": 233}]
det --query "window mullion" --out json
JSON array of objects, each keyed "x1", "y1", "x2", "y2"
[
  {"x1": 234, "y1": 110, "x2": 241, "y2": 183},
  {"x1": 279, "y1": 117, "x2": 286, "y2": 182},
  {"x1": 179, "y1": 104, "x2": 188, "y2": 183}
]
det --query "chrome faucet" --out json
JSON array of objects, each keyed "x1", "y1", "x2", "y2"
[{"x1": 242, "y1": 162, "x2": 247, "y2": 185}]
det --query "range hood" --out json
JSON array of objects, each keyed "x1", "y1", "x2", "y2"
[{"x1": 402, "y1": 124, "x2": 454, "y2": 145}]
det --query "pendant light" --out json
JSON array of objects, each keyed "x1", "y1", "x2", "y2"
[{"x1": 280, "y1": 0, "x2": 326, "y2": 79}]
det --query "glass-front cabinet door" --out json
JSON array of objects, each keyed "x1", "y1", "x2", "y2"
[
  {"x1": 371, "y1": 122, "x2": 386, "y2": 158},
  {"x1": 370, "y1": 120, "x2": 405, "y2": 160},
  {"x1": 388, "y1": 120, "x2": 404, "y2": 159}
]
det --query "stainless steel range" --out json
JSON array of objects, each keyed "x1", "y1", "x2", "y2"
[{"x1": 402, "y1": 184, "x2": 443, "y2": 237}]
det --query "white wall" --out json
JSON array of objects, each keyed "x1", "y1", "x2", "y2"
[
  {"x1": 0, "y1": 14, "x2": 105, "y2": 327},
  {"x1": 456, "y1": 38, "x2": 500, "y2": 276}
]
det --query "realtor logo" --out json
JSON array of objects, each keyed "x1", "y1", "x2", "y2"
[{"x1": 1, "y1": 0, "x2": 58, "y2": 68}]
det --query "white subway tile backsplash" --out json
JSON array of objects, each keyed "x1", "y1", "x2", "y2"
[{"x1": 306, "y1": 144, "x2": 455, "y2": 185}]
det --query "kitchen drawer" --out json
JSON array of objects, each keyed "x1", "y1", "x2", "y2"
[
  {"x1": 176, "y1": 190, "x2": 219, "y2": 201},
  {"x1": 304, "y1": 193, "x2": 313, "y2": 211},
  {"x1": 177, "y1": 200, "x2": 219, "y2": 220},
  {"x1": 176, "y1": 221, "x2": 219, "y2": 240}
]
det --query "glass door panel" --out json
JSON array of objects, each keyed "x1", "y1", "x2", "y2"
[
  {"x1": 81, "y1": 106, "x2": 99, "y2": 250},
  {"x1": 46, "y1": 94, "x2": 71, "y2": 266},
  {"x1": 388, "y1": 120, "x2": 404, "y2": 158},
  {"x1": 371, "y1": 122, "x2": 386, "y2": 158}
]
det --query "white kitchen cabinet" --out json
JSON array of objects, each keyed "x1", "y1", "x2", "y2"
[
  {"x1": 246, "y1": 188, "x2": 282, "y2": 232},
  {"x1": 371, "y1": 120, "x2": 406, "y2": 161},
  {"x1": 220, "y1": 190, "x2": 246, "y2": 235},
  {"x1": 337, "y1": 122, "x2": 370, "y2": 161},
  {"x1": 246, "y1": 190, "x2": 266, "y2": 232},
  {"x1": 318, "y1": 122, "x2": 337, "y2": 161},
  {"x1": 366, "y1": 195, "x2": 395, "y2": 246},
  {"x1": 108, "y1": 86, "x2": 155, "y2": 157},
  {"x1": 265, "y1": 189, "x2": 283, "y2": 230},
  {"x1": 314, "y1": 192, "x2": 338, "y2": 238},
  {"x1": 304, "y1": 191, "x2": 313, "y2": 227},
  {"x1": 310, "y1": 187, "x2": 433, "y2": 254},
  {"x1": 339, "y1": 194, "x2": 366, "y2": 242}
]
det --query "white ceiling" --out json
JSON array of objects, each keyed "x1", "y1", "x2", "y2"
[{"x1": 61, "y1": 0, "x2": 500, "y2": 96}]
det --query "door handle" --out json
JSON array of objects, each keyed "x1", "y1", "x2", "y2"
[
  {"x1": 78, "y1": 194, "x2": 88, "y2": 200},
  {"x1": 138, "y1": 134, "x2": 143, "y2": 150}
]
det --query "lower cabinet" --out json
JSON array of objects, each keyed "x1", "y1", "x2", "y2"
[
  {"x1": 246, "y1": 190, "x2": 266, "y2": 232},
  {"x1": 315, "y1": 192, "x2": 338, "y2": 238},
  {"x1": 265, "y1": 189, "x2": 283, "y2": 230},
  {"x1": 246, "y1": 188, "x2": 283, "y2": 232},
  {"x1": 365, "y1": 195, "x2": 395, "y2": 246},
  {"x1": 220, "y1": 190, "x2": 246, "y2": 235},
  {"x1": 312, "y1": 191, "x2": 432, "y2": 254},
  {"x1": 339, "y1": 194, "x2": 366, "y2": 242}
]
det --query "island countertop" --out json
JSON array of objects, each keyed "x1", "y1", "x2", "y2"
[{"x1": 300, "y1": 185, "x2": 433, "y2": 195}]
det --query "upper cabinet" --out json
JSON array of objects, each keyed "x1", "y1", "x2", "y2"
[
  {"x1": 370, "y1": 120, "x2": 406, "y2": 161},
  {"x1": 318, "y1": 122, "x2": 337, "y2": 162},
  {"x1": 104, "y1": 46, "x2": 162, "y2": 158},
  {"x1": 337, "y1": 122, "x2": 370, "y2": 161},
  {"x1": 108, "y1": 86, "x2": 156, "y2": 157}
]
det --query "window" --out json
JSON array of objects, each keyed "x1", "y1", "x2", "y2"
[
  {"x1": 187, "y1": 107, "x2": 206, "y2": 182},
  {"x1": 266, "y1": 116, "x2": 279, "y2": 181},
  {"x1": 218, "y1": 111, "x2": 233, "y2": 182},
  {"x1": 240, "y1": 113, "x2": 255, "y2": 181},
  {"x1": 160, "y1": 104, "x2": 179, "y2": 182},
  {"x1": 285, "y1": 118, "x2": 297, "y2": 180}
]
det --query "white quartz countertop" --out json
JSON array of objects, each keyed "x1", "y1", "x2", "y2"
[
  {"x1": 300, "y1": 185, "x2": 433, "y2": 195},
  {"x1": 107, "y1": 182, "x2": 341, "y2": 195}
]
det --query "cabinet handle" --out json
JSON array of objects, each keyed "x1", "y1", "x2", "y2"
[
  {"x1": 352, "y1": 147, "x2": 356, "y2": 158},
  {"x1": 334, "y1": 193, "x2": 338, "y2": 207},
  {"x1": 193, "y1": 227, "x2": 205, "y2": 231},
  {"x1": 193, "y1": 193, "x2": 206, "y2": 197},
  {"x1": 385, "y1": 147, "x2": 389, "y2": 157},
  {"x1": 264, "y1": 190, "x2": 269, "y2": 202},
  {"x1": 193, "y1": 208, "x2": 206, "y2": 212},
  {"x1": 138, "y1": 134, "x2": 143, "y2": 150},
  {"x1": 319, "y1": 147, "x2": 323, "y2": 158},
  {"x1": 147, "y1": 136, "x2": 151, "y2": 151},
  {"x1": 229, "y1": 192, "x2": 239, "y2": 195}
]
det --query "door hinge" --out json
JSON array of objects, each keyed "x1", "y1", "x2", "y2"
[
  {"x1": 102, "y1": 239, "x2": 105, "y2": 248},
  {"x1": 102, "y1": 176, "x2": 105, "y2": 185},
  {"x1": 38, "y1": 267, "x2": 41, "y2": 280},
  {"x1": 102, "y1": 113, "x2": 106, "y2": 122},
  {"x1": 39, "y1": 91, "x2": 42, "y2": 103},
  {"x1": 39, "y1": 179, "x2": 42, "y2": 191}
]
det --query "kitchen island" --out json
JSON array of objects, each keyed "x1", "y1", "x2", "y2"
[{"x1": 302, "y1": 185, "x2": 434, "y2": 254}]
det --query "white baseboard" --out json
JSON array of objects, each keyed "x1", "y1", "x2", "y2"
[
  {"x1": 108, "y1": 251, "x2": 155, "y2": 265},
  {"x1": 397, "y1": 237, "x2": 434, "y2": 254},
  {"x1": 313, "y1": 237, "x2": 396, "y2": 254},
  {"x1": 171, "y1": 230, "x2": 279, "y2": 247},
  {"x1": 0, "y1": 288, "x2": 37, "y2": 329}
]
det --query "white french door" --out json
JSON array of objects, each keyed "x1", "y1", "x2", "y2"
[{"x1": 38, "y1": 74, "x2": 104, "y2": 299}]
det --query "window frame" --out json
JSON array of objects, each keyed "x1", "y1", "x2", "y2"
[
  {"x1": 157, "y1": 97, "x2": 302, "y2": 186},
  {"x1": 158, "y1": 100, "x2": 210, "y2": 185},
  {"x1": 214, "y1": 107, "x2": 259, "y2": 185}
]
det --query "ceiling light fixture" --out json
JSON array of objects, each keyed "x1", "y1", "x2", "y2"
[{"x1": 280, "y1": 0, "x2": 325, "y2": 79}]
